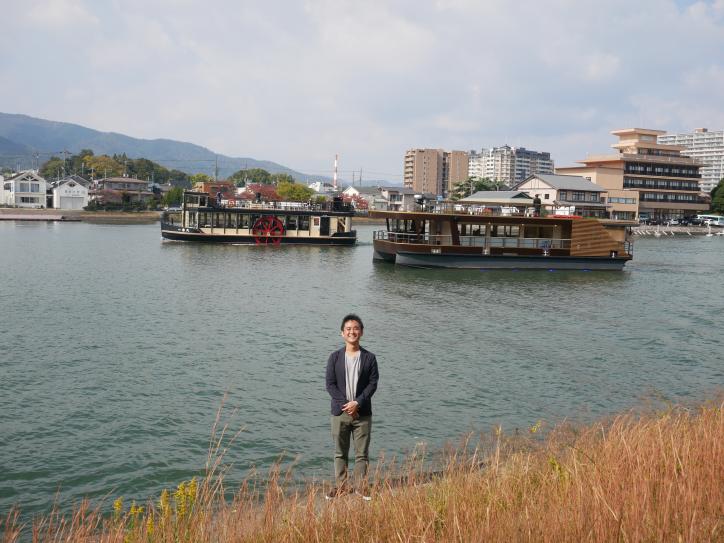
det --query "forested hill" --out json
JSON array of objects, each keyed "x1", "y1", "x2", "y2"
[{"x1": 0, "y1": 112, "x2": 306, "y2": 179}]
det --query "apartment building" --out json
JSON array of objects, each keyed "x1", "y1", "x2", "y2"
[
  {"x1": 403, "y1": 149, "x2": 468, "y2": 196},
  {"x1": 468, "y1": 146, "x2": 554, "y2": 185},
  {"x1": 557, "y1": 128, "x2": 708, "y2": 221},
  {"x1": 657, "y1": 128, "x2": 724, "y2": 193}
]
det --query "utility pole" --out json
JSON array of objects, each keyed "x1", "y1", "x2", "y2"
[{"x1": 359, "y1": 167, "x2": 363, "y2": 187}]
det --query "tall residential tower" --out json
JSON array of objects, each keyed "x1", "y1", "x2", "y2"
[
  {"x1": 404, "y1": 149, "x2": 468, "y2": 196},
  {"x1": 468, "y1": 146, "x2": 554, "y2": 186},
  {"x1": 657, "y1": 128, "x2": 724, "y2": 193}
]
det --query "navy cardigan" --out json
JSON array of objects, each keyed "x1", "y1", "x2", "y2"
[{"x1": 325, "y1": 347, "x2": 379, "y2": 416}]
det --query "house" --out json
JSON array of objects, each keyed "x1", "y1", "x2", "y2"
[
  {"x1": 192, "y1": 180, "x2": 236, "y2": 199},
  {"x1": 51, "y1": 176, "x2": 90, "y2": 210},
  {"x1": 342, "y1": 186, "x2": 380, "y2": 206},
  {"x1": 514, "y1": 174, "x2": 608, "y2": 218},
  {"x1": 90, "y1": 177, "x2": 155, "y2": 205},
  {"x1": 379, "y1": 187, "x2": 417, "y2": 211},
  {"x1": 1, "y1": 170, "x2": 48, "y2": 208},
  {"x1": 308, "y1": 181, "x2": 336, "y2": 194}
]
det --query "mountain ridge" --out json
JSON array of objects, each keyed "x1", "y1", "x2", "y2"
[{"x1": 0, "y1": 112, "x2": 310, "y2": 180}]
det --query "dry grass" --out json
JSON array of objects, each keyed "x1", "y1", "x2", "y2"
[{"x1": 3, "y1": 400, "x2": 722, "y2": 542}]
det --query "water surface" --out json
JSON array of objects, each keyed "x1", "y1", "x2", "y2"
[{"x1": 0, "y1": 221, "x2": 722, "y2": 515}]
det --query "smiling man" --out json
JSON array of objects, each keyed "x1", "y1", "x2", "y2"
[{"x1": 325, "y1": 314, "x2": 379, "y2": 499}]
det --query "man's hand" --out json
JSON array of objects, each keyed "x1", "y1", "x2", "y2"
[{"x1": 342, "y1": 400, "x2": 359, "y2": 418}]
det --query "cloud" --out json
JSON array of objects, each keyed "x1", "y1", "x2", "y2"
[
  {"x1": 25, "y1": 0, "x2": 99, "y2": 27},
  {"x1": 1, "y1": 0, "x2": 723, "y2": 178}
]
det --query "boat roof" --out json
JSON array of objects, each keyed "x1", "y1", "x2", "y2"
[{"x1": 459, "y1": 191, "x2": 534, "y2": 205}]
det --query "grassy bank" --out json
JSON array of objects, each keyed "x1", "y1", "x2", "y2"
[{"x1": 3, "y1": 400, "x2": 722, "y2": 542}]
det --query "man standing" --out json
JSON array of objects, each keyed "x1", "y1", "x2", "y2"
[{"x1": 325, "y1": 314, "x2": 379, "y2": 499}]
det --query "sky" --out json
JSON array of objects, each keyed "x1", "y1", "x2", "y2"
[{"x1": 2, "y1": 0, "x2": 724, "y2": 182}]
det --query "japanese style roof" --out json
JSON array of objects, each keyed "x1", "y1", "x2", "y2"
[
  {"x1": 517, "y1": 174, "x2": 604, "y2": 192},
  {"x1": 460, "y1": 191, "x2": 534, "y2": 205},
  {"x1": 381, "y1": 186, "x2": 416, "y2": 194}
]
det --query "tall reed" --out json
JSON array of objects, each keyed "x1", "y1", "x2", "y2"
[{"x1": 2, "y1": 400, "x2": 722, "y2": 542}]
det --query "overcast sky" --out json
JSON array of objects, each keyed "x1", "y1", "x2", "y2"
[{"x1": 2, "y1": 0, "x2": 724, "y2": 182}]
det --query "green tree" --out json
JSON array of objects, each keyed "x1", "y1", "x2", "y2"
[
  {"x1": 270, "y1": 173, "x2": 295, "y2": 185},
  {"x1": 276, "y1": 181, "x2": 314, "y2": 202},
  {"x1": 85, "y1": 155, "x2": 124, "y2": 178},
  {"x1": 449, "y1": 177, "x2": 500, "y2": 200},
  {"x1": 190, "y1": 173, "x2": 213, "y2": 187},
  {"x1": 162, "y1": 187, "x2": 184, "y2": 207},
  {"x1": 245, "y1": 168, "x2": 272, "y2": 185},
  {"x1": 39, "y1": 157, "x2": 66, "y2": 180},
  {"x1": 711, "y1": 178, "x2": 724, "y2": 213}
]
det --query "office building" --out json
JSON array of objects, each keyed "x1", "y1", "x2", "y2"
[{"x1": 657, "y1": 128, "x2": 724, "y2": 193}]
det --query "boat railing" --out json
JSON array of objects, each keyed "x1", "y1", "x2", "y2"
[
  {"x1": 210, "y1": 201, "x2": 353, "y2": 212},
  {"x1": 373, "y1": 230, "x2": 571, "y2": 249}
]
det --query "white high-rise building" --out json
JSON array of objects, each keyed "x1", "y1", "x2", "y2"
[
  {"x1": 657, "y1": 128, "x2": 724, "y2": 193},
  {"x1": 468, "y1": 146, "x2": 554, "y2": 186}
]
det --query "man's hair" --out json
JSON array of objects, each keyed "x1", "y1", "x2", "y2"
[{"x1": 340, "y1": 313, "x2": 364, "y2": 331}]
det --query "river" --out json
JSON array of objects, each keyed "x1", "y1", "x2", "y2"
[{"x1": 0, "y1": 221, "x2": 722, "y2": 516}]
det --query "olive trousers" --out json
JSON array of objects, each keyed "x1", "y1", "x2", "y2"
[{"x1": 331, "y1": 413, "x2": 372, "y2": 486}]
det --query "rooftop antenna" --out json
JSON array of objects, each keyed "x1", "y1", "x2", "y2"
[{"x1": 333, "y1": 154, "x2": 338, "y2": 190}]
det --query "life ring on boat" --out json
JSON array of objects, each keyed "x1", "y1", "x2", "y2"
[{"x1": 252, "y1": 215, "x2": 285, "y2": 245}]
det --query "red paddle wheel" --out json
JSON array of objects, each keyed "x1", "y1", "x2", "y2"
[{"x1": 252, "y1": 216, "x2": 285, "y2": 245}]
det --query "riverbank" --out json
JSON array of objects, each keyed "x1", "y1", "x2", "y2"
[
  {"x1": 3, "y1": 399, "x2": 721, "y2": 542},
  {"x1": 0, "y1": 207, "x2": 161, "y2": 224},
  {"x1": 0, "y1": 208, "x2": 386, "y2": 225}
]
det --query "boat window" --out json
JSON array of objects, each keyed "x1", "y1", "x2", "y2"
[
  {"x1": 313, "y1": 217, "x2": 320, "y2": 227},
  {"x1": 299, "y1": 216, "x2": 310, "y2": 230},
  {"x1": 239, "y1": 214, "x2": 250, "y2": 228},
  {"x1": 199, "y1": 212, "x2": 211, "y2": 227},
  {"x1": 213, "y1": 213, "x2": 223, "y2": 228},
  {"x1": 286, "y1": 215, "x2": 298, "y2": 230}
]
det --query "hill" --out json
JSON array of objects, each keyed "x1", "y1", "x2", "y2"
[{"x1": 0, "y1": 112, "x2": 308, "y2": 180}]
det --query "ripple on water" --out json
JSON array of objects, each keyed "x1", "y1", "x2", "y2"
[{"x1": 0, "y1": 224, "x2": 723, "y2": 517}]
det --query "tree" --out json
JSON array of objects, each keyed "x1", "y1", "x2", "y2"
[
  {"x1": 711, "y1": 178, "x2": 724, "y2": 213},
  {"x1": 344, "y1": 194, "x2": 368, "y2": 210},
  {"x1": 163, "y1": 187, "x2": 184, "y2": 207},
  {"x1": 190, "y1": 173, "x2": 212, "y2": 187},
  {"x1": 449, "y1": 177, "x2": 500, "y2": 200},
  {"x1": 85, "y1": 155, "x2": 124, "y2": 178},
  {"x1": 276, "y1": 181, "x2": 314, "y2": 202},
  {"x1": 39, "y1": 157, "x2": 65, "y2": 180},
  {"x1": 270, "y1": 173, "x2": 295, "y2": 185}
]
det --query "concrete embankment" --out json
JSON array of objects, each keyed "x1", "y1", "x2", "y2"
[{"x1": 0, "y1": 208, "x2": 161, "y2": 224}]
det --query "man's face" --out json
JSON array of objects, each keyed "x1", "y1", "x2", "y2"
[{"x1": 341, "y1": 320, "x2": 363, "y2": 345}]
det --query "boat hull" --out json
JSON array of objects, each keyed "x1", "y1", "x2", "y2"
[
  {"x1": 374, "y1": 249, "x2": 629, "y2": 270},
  {"x1": 161, "y1": 226, "x2": 356, "y2": 245}
]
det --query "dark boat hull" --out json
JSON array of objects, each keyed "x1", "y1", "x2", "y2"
[
  {"x1": 373, "y1": 249, "x2": 630, "y2": 270},
  {"x1": 161, "y1": 225, "x2": 356, "y2": 246}
]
